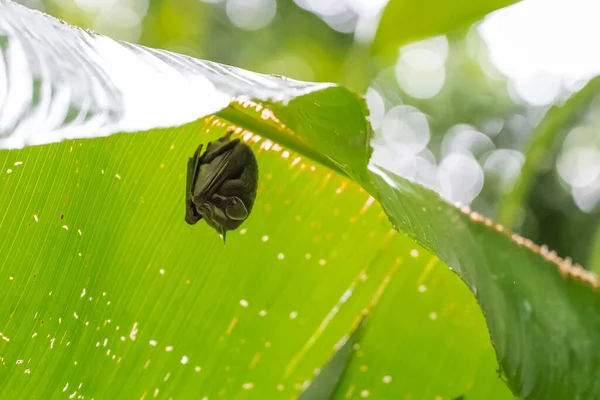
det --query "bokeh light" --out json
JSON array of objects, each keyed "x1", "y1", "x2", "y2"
[
  {"x1": 294, "y1": 0, "x2": 388, "y2": 38},
  {"x1": 365, "y1": 87, "x2": 386, "y2": 130},
  {"x1": 572, "y1": 180, "x2": 600, "y2": 213},
  {"x1": 558, "y1": 147, "x2": 600, "y2": 189},
  {"x1": 226, "y1": 0, "x2": 277, "y2": 31},
  {"x1": 482, "y1": 149, "x2": 524, "y2": 191},
  {"x1": 441, "y1": 124, "x2": 494, "y2": 158},
  {"x1": 554, "y1": 121, "x2": 600, "y2": 214},
  {"x1": 437, "y1": 153, "x2": 484, "y2": 204},
  {"x1": 92, "y1": 4, "x2": 144, "y2": 42},
  {"x1": 512, "y1": 72, "x2": 562, "y2": 106},
  {"x1": 395, "y1": 36, "x2": 448, "y2": 99},
  {"x1": 381, "y1": 105, "x2": 430, "y2": 153}
]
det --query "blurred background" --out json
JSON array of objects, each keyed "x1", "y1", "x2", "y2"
[{"x1": 15, "y1": 0, "x2": 600, "y2": 268}]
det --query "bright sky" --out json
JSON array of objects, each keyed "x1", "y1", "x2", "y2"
[{"x1": 480, "y1": 0, "x2": 600, "y2": 83}]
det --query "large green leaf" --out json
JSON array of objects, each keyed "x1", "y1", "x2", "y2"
[
  {"x1": 0, "y1": 4, "x2": 509, "y2": 399},
  {"x1": 0, "y1": 120, "x2": 509, "y2": 399},
  {"x1": 373, "y1": 0, "x2": 520, "y2": 60},
  {"x1": 1, "y1": 3, "x2": 599, "y2": 400}
]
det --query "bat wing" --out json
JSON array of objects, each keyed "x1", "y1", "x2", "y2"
[
  {"x1": 192, "y1": 150, "x2": 236, "y2": 201},
  {"x1": 186, "y1": 155, "x2": 197, "y2": 198},
  {"x1": 189, "y1": 144, "x2": 204, "y2": 193},
  {"x1": 186, "y1": 145, "x2": 204, "y2": 225}
]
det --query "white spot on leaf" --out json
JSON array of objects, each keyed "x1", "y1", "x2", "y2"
[{"x1": 129, "y1": 322, "x2": 139, "y2": 341}]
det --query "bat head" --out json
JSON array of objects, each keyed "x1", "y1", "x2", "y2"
[{"x1": 194, "y1": 197, "x2": 247, "y2": 235}]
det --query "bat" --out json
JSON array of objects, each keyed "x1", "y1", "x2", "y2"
[{"x1": 185, "y1": 130, "x2": 258, "y2": 242}]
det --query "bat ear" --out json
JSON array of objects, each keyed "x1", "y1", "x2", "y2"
[{"x1": 225, "y1": 197, "x2": 248, "y2": 220}]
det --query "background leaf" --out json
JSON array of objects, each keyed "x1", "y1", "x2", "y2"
[
  {"x1": 372, "y1": 0, "x2": 520, "y2": 60},
  {"x1": 498, "y1": 76, "x2": 600, "y2": 229}
]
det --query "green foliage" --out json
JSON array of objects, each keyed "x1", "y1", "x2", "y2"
[
  {"x1": 3, "y1": 0, "x2": 600, "y2": 399},
  {"x1": 4, "y1": 80, "x2": 598, "y2": 398}
]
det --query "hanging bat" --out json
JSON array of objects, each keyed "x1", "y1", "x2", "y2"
[{"x1": 185, "y1": 131, "x2": 258, "y2": 242}]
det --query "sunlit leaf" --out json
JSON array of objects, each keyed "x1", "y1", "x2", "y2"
[{"x1": 0, "y1": 117, "x2": 508, "y2": 399}]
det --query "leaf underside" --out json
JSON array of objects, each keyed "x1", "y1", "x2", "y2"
[{"x1": 0, "y1": 122, "x2": 508, "y2": 399}]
